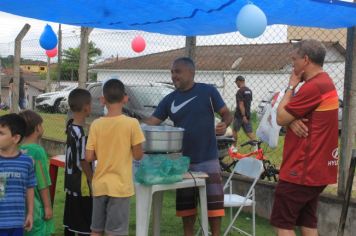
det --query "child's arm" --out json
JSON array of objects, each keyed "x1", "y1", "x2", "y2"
[
  {"x1": 85, "y1": 149, "x2": 96, "y2": 162},
  {"x1": 24, "y1": 187, "x2": 34, "y2": 231},
  {"x1": 132, "y1": 143, "x2": 144, "y2": 160},
  {"x1": 81, "y1": 160, "x2": 93, "y2": 183},
  {"x1": 39, "y1": 187, "x2": 53, "y2": 220}
]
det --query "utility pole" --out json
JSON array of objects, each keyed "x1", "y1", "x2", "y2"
[
  {"x1": 78, "y1": 27, "x2": 93, "y2": 88},
  {"x1": 45, "y1": 56, "x2": 51, "y2": 92},
  {"x1": 185, "y1": 36, "x2": 196, "y2": 61},
  {"x1": 57, "y1": 24, "x2": 62, "y2": 89}
]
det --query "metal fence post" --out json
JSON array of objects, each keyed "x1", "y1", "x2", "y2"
[
  {"x1": 339, "y1": 26, "x2": 356, "y2": 196},
  {"x1": 337, "y1": 149, "x2": 356, "y2": 236},
  {"x1": 12, "y1": 23, "x2": 30, "y2": 113}
]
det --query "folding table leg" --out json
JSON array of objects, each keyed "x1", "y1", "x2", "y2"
[
  {"x1": 135, "y1": 185, "x2": 153, "y2": 236},
  {"x1": 152, "y1": 191, "x2": 164, "y2": 236},
  {"x1": 198, "y1": 185, "x2": 209, "y2": 236}
]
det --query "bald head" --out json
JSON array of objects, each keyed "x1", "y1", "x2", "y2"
[
  {"x1": 171, "y1": 57, "x2": 196, "y2": 91},
  {"x1": 173, "y1": 57, "x2": 195, "y2": 72}
]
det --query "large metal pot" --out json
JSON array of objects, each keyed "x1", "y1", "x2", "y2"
[{"x1": 141, "y1": 125, "x2": 184, "y2": 153}]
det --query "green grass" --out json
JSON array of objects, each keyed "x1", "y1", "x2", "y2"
[
  {"x1": 40, "y1": 112, "x2": 67, "y2": 141},
  {"x1": 52, "y1": 168, "x2": 277, "y2": 235},
  {"x1": 0, "y1": 110, "x2": 67, "y2": 141}
]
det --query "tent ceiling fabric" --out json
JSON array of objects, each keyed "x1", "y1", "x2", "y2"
[{"x1": 0, "y1": 0, "x2": 356, "y2": 36}]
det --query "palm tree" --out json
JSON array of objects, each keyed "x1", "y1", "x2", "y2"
[{"x1": 61, "y1": 41, "x2": 102, "y2": 81}]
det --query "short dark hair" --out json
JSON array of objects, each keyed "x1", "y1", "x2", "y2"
[
  {"x1": 294, "y1": 39, "x2": 326, "y2": 67},
  {"x1": 68, "y1": 88, "x2": 92, "y2": 112},
  {"x1": 173, "y1": 57, "x2": 195, "y2": 71},
  {"x1": 0, "y1": 113, "x2": 26, "y2": 143},
  {"x1": 235, "y1": 75, "x2": 245, "y2": 82},
  {"x1": 103, "y1": 79, "x2": 125, "y2": 104},
  {"x1": 19, "y1": 110, "x2": 43, "y2": 137}
]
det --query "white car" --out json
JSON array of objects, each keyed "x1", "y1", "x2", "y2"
[
  {"x1": 58, "y1": 96, "x2": 69, "y2": 114},
  {"x1": 35, "y1": 85, "x2": 76, "y2": 113}
]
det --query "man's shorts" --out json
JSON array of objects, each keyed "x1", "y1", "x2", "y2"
[
  {"x1": 270, "y1": 180, "x2": 326, "y2": 229},
  {"x1": 176, "y1": 159, "x2": 225, "y2": 218},
  {"x1": 91, "y1": 196, "x2": 130, "y2": 235},
  {"x1": 233, "y1": 117, "x2": 253, "y2": 133}
]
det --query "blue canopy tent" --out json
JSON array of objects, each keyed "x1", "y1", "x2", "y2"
[{"x1": 0, "y1": 0, "x2": 355, "y2": 36}]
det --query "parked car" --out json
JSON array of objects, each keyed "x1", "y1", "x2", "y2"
[
  {"x1": 58, "y1": 96, "x2": 69, "y2": 114},
  {"x1": 87, "y1": 82, "x2": 174, "y2": 123},
  {"x1": 35, "y1": 84, "x2": 77, "y2": 113},
  {"x1": 257, "y1": 91, "x2": 343, "y2": 132}
]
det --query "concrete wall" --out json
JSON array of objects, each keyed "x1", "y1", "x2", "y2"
[
  {"x1": 225, "y1": 174, "x2": 356, "y2": 236},
  {"x1": 40, "y1": 137, "x2": 66, "y2": 157}
]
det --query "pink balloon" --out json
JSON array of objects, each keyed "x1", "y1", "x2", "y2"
[
  {"x1": 46, "y1": 47, "x2": 58, "y2": 58},
  {"x1": 131, "y1": 35, "x2": 146, "y2": 53}
]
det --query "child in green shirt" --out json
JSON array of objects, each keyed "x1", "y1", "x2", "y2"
[{"x1": 19, "y1": 110, "x2": 55, "y2": 236}]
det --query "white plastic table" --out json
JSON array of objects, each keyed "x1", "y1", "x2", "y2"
[{"x1": 135, "y1": 178, "x2": 209, "y2": 236}]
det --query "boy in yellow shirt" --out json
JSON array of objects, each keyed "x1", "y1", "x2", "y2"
[{"x1": 86, "y1": 79, "x2": 145, "y2": 236}]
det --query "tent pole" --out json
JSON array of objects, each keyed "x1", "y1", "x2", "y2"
[{"x1": 339, "y1": 20, "x2": 356, "y2": 196}]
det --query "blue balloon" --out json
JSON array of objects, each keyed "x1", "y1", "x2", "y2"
[
  {"x1": 236, "y1": 4, "x2": 267, "y2": 39},
  {"x1": 39, "y1": 24, "x2": 58, "y2": 50}
]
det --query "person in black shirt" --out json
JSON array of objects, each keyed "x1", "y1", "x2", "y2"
[
  {"x1": 9, "y1": 75, "x2": 26, "y2": 110},
  {"x1": 63, "y1": 88, "x2": 93, "y2": 236},
  {"x1": 232, "y1": 75, "x2": 255, "y2": 142}
]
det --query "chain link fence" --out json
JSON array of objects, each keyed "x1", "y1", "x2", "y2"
[{"x1": 0, "y1": 26, "x2": 347, "y2": 167}]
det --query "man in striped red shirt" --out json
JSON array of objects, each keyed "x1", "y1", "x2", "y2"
[{"x1": 270, "y1": 39, "x2": 339, "y2": 236}]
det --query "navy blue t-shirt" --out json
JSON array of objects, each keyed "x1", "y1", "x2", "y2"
[{"x1": 153, "y1": 83, "x2": 225, "y2": 163}]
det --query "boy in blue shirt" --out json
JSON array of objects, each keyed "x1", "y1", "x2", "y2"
[{"x1": 0, "y1": 114, "x2": 36, "y2": 236}]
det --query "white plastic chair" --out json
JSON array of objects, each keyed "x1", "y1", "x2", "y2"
[{"x1": 223, "y1": 157, "x2": 264, "y2": 236}]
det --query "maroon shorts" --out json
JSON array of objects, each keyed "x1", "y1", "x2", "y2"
[{"x1": 270, "y1": 180, "x2": 326, "y2": 230}]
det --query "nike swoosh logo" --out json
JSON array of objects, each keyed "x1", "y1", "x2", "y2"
[{"x1": 171, "y1": 96, "x2": 197, "y2": 114}]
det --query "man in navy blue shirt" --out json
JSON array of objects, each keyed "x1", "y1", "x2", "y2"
[{"x1": 145, "y1": 57, "x2": 232, "y2": 236}]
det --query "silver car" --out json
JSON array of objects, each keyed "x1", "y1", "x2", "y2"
[{"x1": 87, "y1": 82, "x2": 174, "y2": 123}]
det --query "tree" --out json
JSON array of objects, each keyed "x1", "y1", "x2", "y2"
[{"x1": 61, "y1": 41, "x2": 102, "y2": 81}]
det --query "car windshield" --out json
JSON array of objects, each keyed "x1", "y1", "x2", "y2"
[{"x1": 129, "y1": 86, "x2": 173, "y2": 108}]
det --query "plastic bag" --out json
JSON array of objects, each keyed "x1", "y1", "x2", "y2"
[
  {"x1": 135, "y1": 155, "x2": 190, "y2": 185},
  {"x1": 256, "y1": 91, "x2": 284, "y2": 148}
]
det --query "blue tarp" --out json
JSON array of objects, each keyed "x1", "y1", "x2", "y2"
[{"x1": 0, "y1": 0, "x2": 356, "y2": 36}]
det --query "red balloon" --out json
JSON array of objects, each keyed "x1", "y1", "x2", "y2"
[
  {"x1": 46, "y1": 47, "x2": 58, "y2": 58},
  {"x1": 131, "y1": 35, "x2": 146, "y2": 53}
]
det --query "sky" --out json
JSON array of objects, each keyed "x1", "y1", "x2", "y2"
[{"x1": 0, "y1": 11, "x2": 288, "y2": 62}]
